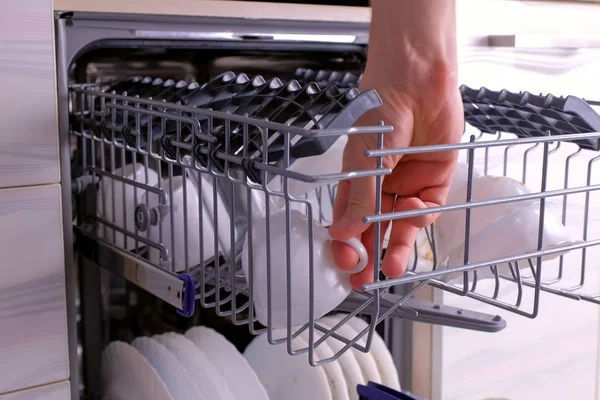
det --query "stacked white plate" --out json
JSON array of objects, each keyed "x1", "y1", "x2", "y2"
[
  {"x1": 101, "y1": 326, "x2": 269, "y2": 400},
  {"x1": 102, "y1": 316, "x2": 399, "y2": 400},
  {"x1": 243, "y1": 313, "x2": 400, "y2": 400}
]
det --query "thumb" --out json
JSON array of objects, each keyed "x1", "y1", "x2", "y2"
[{"x1": 329, "y1": 175, "x2": 375, "y2": 241}]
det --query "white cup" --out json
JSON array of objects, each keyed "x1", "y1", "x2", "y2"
[
  {"x1": 96, "y1": 163, "x2": 159, "y2": 250},
  {"x1": 434, "y1": 174, "x2": 536, "y2": 265},
  {"x1": 242, "y1": 208, "x2": 368, "y2": 328},
  {"x1": 408, "y1": 200, "x2": 581, "y2": 284},
  {"x1": 443, "y1": 200, "x2": 582, "y2": 284},
  {"x1": 266, "y1": 135, "x2": 347, "y2": 198},
  {"x1": 450, "y1": 158, "x2": 482, "y2": 193},
  {"x1": 143, "y1": 172, "x2": 235, "y2": 272}
]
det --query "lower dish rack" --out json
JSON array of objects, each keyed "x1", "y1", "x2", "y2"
[{"x1": 69, "y1": 70, "x2": 600, "y2": 370}]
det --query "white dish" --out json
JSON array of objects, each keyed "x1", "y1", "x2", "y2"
[
  {"x1": 323, "y1": 315, "x2": 381, "y2": 386},
  {"x1": 444, "y1": 199, "x2": 583, "y2": 284},
  {"x1": 243, "y1": 208, "x2": 368, "y2": 329},
  {"x1": 183, "y1": 156, "x2": 238, "y2": 261},
  {"x1": 289, "y1": 183, "x2": 336, "y2": 225},
  {"x1": 435, "y1": 174, "x2": 536, "y2": 265},
  {"x1": 267, "y1": 135, "x2": 347, "y2": 198},
  {"x1": 301, "y1": 328, "x2": 350, "y2": 400},
  {"x1": 101, "y1": 341, "x2": 173, "y2": 400},
  {"x1": 343, "y1": 316, "x2": 401, "y2": 391},
  {"x1": 185, "y1": 326, "x2": 269, "y2": 400},
  {"x1": 154, "y1": 333, "x2": 236, "y2": 400},
  {"x1": 145, "y1": 172, "x2": 235, "y2": 271},
  {"x1": 96, "y1": 163, "x2": 159, "y2": 250},
  {"x1": 317, "y1": 318, "x2": 365, "y2": 400},
  {"x1": 407, "y1": 228, "x2": 435, "y2": 274},
  {"x1": 243, "y1": 331, "x2": 332, "y2": 400},
  {"x1": 132, "y1": 336, "x2": 205, "y2": 400},
  {"x1": 449, "y1": 158, "x2": 482, "y2": 194}
]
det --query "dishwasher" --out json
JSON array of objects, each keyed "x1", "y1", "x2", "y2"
[{"x1": 55, "y1": 7, "x2": 600, "y2": 400}]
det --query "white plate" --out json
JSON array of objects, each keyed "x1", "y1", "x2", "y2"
[
  {"x1": 185, "y1": 326, "x2": 269, "y2": 400},
  {"x1": 318, "y1": 318, "x2": 365, "y2": 400},
  {"x1": 323, "y1": 315, "x2": 381, "y2": 386},
  {"x1": 243, "y1": 331, "x2": 332, "y2": 400},
  {"x1": 307, "y1": 322, "x2": 358, "y2": 400},
  {"x1": 132, "y1": 336, "x2": 205, "y2": 400},
  {"x1": 344, "y1": 316, "x2": 401, "y2": 391},
  {"x1": 154, "y1": 333, "x2": 236, "y2": 400},
  {"x1": 301, "y1": 328, "x2": 350, "y2": 400},
  {"x1": 101, "y1": 341, "x2": 173, "y2": 400}
]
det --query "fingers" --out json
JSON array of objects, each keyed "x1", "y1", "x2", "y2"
[
  {"x1": 329, "y1": 176, "x2": 375, "y2": 241},
  {"x1": 330, "y1": 177, "x2": 378, "y2": 276},
  {"x1": 382, "y1": 184, "x2": 452, "y2": 279},
  {"x1": 349, "y1": 192, "x2": 395, "y2": 290},
  {"x1": 331, "y1": 180, "x2": 361, "y2": 272}
]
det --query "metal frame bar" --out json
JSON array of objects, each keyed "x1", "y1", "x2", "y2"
[{"x1": 55, "y1": 13, "x2": 81, "y2": 400}]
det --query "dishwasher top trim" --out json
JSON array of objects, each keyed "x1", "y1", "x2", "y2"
[
  {"x1": 54, "y1": 0, "x2": 372, "y2": 24},
  {"x1": 55, "y1": 11, "x2": 371, "y2": 68}
]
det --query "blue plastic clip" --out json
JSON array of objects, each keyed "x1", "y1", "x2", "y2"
[
  {"x1": 357, "y1": 382, "x2": 424, "y2": 400},
  {"x1": 176, "y1": 273, "x2": 196, "y2": 317}
]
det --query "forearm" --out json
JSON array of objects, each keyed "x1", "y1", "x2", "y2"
[{"x1": 366, "y1": 0, "x2": 457, "y2": 83}]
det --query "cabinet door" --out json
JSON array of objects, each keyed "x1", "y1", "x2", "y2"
[
  {"x1": 0, "y1": 381, "x2": 70, "y2": 400},
  {"x1": 0, "y1": 0, "x2": 59, "y2": 188},
  {"x1": 0, "y1": 185, "x2": 68, "y2": 395}
]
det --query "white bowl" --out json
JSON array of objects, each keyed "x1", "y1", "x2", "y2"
[
  {"x1": 266, "y1": 135, "x2": 347, "y2": 198},
  {"x1": 443, "y1": 200, "x2": 582, "y2": 283},
  {"x1": 144, "y1": 172, "x2": 234, "y2": 272},
  {"x1": 96, "y1": 163, "x2": 159, "y2": 250},
  {"x1": 434, "y1": 175, "x2": 536, "y2": 265}
]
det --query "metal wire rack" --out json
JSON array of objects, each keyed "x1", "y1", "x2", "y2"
[{"x1": 68, "y1": 72, "x2": 600, "y2": 366}]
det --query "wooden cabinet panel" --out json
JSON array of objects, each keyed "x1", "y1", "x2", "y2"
[
  {"x1": 0, "y1": 0, "x2": 59, "y2": 188},
  {"x1": 0, "y1": 382, "x2": 70, "y2": 400},
  {"x1": 0, "y1": 185, "x2": 68, "y2": 395}
]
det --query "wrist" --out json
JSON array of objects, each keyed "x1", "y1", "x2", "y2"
[
  {"x1": 365, "y1": 0, "x2": 458, "y2": 90},
  {"x1": 362, "y1": 57, "x2": 458, "y2": 102}
]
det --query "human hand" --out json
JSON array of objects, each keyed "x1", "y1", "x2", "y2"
[{"x1": 329, "y1": 66, "x2": 464, "y2": 290}]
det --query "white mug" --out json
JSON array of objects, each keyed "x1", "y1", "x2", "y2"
[
  {"x1": 242, "y1": 208, "x2": 368, "y2": 328},
  {"x1": 96, "y1": 163, "x2": 159, "y2": 250}
]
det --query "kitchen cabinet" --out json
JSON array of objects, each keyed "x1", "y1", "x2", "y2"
[
  {"x1": 0, "y1": 381, "x2": 70, "y2": 400},
  {"x1": 0, "y1": 0, "x2": 59, "y2": 188},
  {"x1": 0, "y1": 184, "x2": 69, "y2": 396}
]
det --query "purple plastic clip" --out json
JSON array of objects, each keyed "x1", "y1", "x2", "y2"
[
  {"x1": 357, "y1": 382, "x2": 423, "y2": 400},
  {"x1": 176, "y1": 273, "x2": 196, "y2": 317}
]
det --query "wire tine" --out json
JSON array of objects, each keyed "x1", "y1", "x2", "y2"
[
  {"x1": 460, "y1": 135, "x2": 477, "y2": 295},
  {"x1": 531, "y1": 141, "x2": 551, "y2": 318}
]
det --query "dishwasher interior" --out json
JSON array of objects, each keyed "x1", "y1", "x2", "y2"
[{"x1": 56, "y1": 10, "x2": 600, "y2": 400}]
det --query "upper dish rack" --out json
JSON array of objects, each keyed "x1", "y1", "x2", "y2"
[{"x1": 69, "y1": 70, "x2": 600, "y2": 365}]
